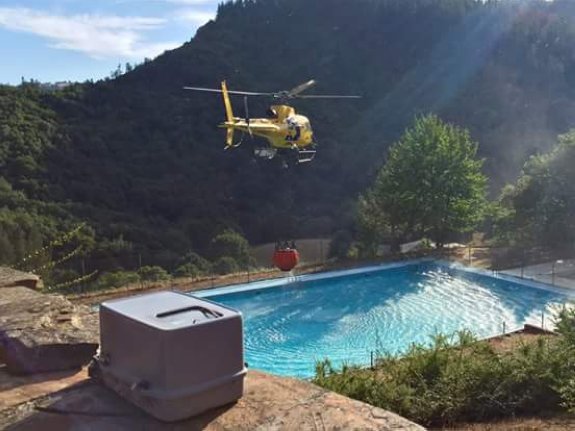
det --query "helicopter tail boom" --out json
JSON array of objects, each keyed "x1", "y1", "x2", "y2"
[{"x1": 221, "y1": 81, "x2": 234, "y2": 122}]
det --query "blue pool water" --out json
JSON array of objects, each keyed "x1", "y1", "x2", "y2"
[{"x1": 201, "y1": 262, "x2": 572, "y2": 378}]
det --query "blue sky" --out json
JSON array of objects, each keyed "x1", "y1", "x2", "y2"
[{"x1": 0, "y1": 0, "x2": 219, "y2": 85}]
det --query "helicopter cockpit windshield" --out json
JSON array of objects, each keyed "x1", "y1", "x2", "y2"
[{"x1": 266, "y1": 107, "x2": 278, "y2": 119}]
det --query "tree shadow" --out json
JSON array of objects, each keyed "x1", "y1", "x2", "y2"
[{"x1": 0, "y1": 365, "x2": 84, "y2": 392}]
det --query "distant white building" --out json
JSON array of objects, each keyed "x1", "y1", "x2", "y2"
[{"x1": 38, "y1": 81, "x2": 73, "y2": 91}]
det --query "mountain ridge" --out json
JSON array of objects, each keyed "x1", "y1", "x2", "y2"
[{"x1": 2, "y1": 0, "x2": 575, "y2": 267}]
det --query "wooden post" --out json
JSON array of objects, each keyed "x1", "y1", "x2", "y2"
[
  {"x1": 138, "y1": 253, "x2": 143, "y2": 290},
  {"x1": 80, "y1": 259, "x2": 86, "y2": 294},
  {"x1": 521, "y1": 249, "x2": 525, "y2": 278}
]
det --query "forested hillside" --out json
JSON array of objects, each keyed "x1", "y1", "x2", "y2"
[{"x1": 3, "y1": 0, "x2": 575, "y2": 272}]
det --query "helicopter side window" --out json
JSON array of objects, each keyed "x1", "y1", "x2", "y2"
[{"x1": 286, "y1": 119, "x2": 301, "y2": 142}]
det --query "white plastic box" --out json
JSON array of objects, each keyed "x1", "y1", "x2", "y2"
[{"x1": 95, "y1": 291, "x2": 247, "y2": 422}]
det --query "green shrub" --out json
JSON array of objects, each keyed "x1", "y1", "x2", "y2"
[
  {"x1": 179, "y1": 251, "x2": 211, "y2": 271},
  {"x1": 558, "y1": 378, "x2": 575, "y2": 413},
  {"x1": 420, "y1": 238, "x2": 433, "y2": 250},
  {"x1": 138, "y1": 265, "x2": 171, "y2": 282},
  {"x1": 346, "y1": 244, "x2": 359, "y2": 259},
  {"x1": 213, "y1": 256, "x2": 239, "y2": 275},
  {"x1": 554, "y1": 307, "x2": 575, "y2": 412},
  {"x1": 93, "y1": 270, "x2": 140, "y2": 290},
  {"x1": 314, "y1": 327, "x2": 573, "y2": 427},
  {"x1": 329, "y1": 230, "x2": 354, "y2": 259},
  {"x1": 174, "y1": 263, "x2": 204, "y2": 279}
]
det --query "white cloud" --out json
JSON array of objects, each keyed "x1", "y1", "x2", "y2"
[
  {"x1": 0, "y1": 7, "x2": 180, "y2": 59},
  {"x1": 175, "y1": 8, "x2": 215, "y2": 24},
  {"x1": 112, "y1": 0, "x2": 216, "y2": 4},
  {"x1": 165, "y1": 0, "x2": 216, "y2": 4}
]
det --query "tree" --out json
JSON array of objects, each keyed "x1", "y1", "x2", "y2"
[
  {"x1": 496, "y1": 131, "x2": 575, "y2": 248},
  {"x1": 209, "y1": 230, "x2": 251, "y2": 264},
  {"x1": 358, "y1": 115, "x2": 487, "y2": 251},
  {"x1": 110, "y1": 63, "x2": 123, "y2": 79}
]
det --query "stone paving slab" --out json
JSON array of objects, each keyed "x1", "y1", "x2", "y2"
[
  {"x1": 0, "y1": 267, "x2": 40, "y2": 289},
  {"x1": 0, "y1": 286, "x2": 98, "y2": 374},
  {"x1": 3, "y1": 370, "x2": 425, "y2": 431}
]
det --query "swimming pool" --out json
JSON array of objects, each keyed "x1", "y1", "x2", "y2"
[{"x1": 196, "y1": 261, "x2": 573, "y2": 378}]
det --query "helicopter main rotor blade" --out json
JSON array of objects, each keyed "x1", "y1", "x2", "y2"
[
  {"x1": 295, "y1": 95, "x2": 362, "y2": 99},
  {"x1": 184, "y1": 84, "x2": 361, "y2": 99},
  {"x1": 183, "y1": 86, "x2": 273, "y2": 96},
  {"x1": 287, "y1": 80, "x2": 317, "y2": 97}
]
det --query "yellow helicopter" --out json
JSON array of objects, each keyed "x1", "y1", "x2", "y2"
[{"x1": 184, "y1": 80, "x2": 360, "y2": 163}]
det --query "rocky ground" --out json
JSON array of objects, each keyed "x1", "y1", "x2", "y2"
[
  {"x1": 1, "y1": 370, "x2": 425, "y2": 431},
  {"x1": 0, "y1": 286, "x2": 98, "y2": 374},
  {"x1": 4, "y1": 252, "x2": 575, "y2": 430}
]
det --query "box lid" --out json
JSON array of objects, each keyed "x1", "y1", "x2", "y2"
[{"x1": 101, "y1": 291, "x2": 239, "y2": 330}]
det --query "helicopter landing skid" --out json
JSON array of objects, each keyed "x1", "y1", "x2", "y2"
[
  {"x1": 297, "y1": 150, "x2": 316, "y2": 163},
  {"x1": 253, "y1": 147, "x2": 315, "y2": 164},
  {"x1": 227, "y1": 131, "x2": 247, "y2": 149},
  {"x1": 225, "y1": 142, "x2": 243, "y2": 150}
]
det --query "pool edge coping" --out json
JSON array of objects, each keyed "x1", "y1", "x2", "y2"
[
  {"x1": 192, "y1": 258, "x2": 575, "y2": 300},
  {"x1": 443, "y1": 260, "x2": 575, "y2": 298},
  {"x1": 192, "y1": 258, "x2": 433, "y2": 298},
  {"x1": 193, "y1": 259, "x2": 574, "y2": 377}
]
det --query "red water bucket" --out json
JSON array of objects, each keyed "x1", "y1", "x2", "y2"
[{"x1": 273, "y1": 249, "x2": 300, "y2": 272}]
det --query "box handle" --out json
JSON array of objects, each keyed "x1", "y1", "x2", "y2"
[{"x1": 156, "y1": 306, "x2": 223, "y2": 319}]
